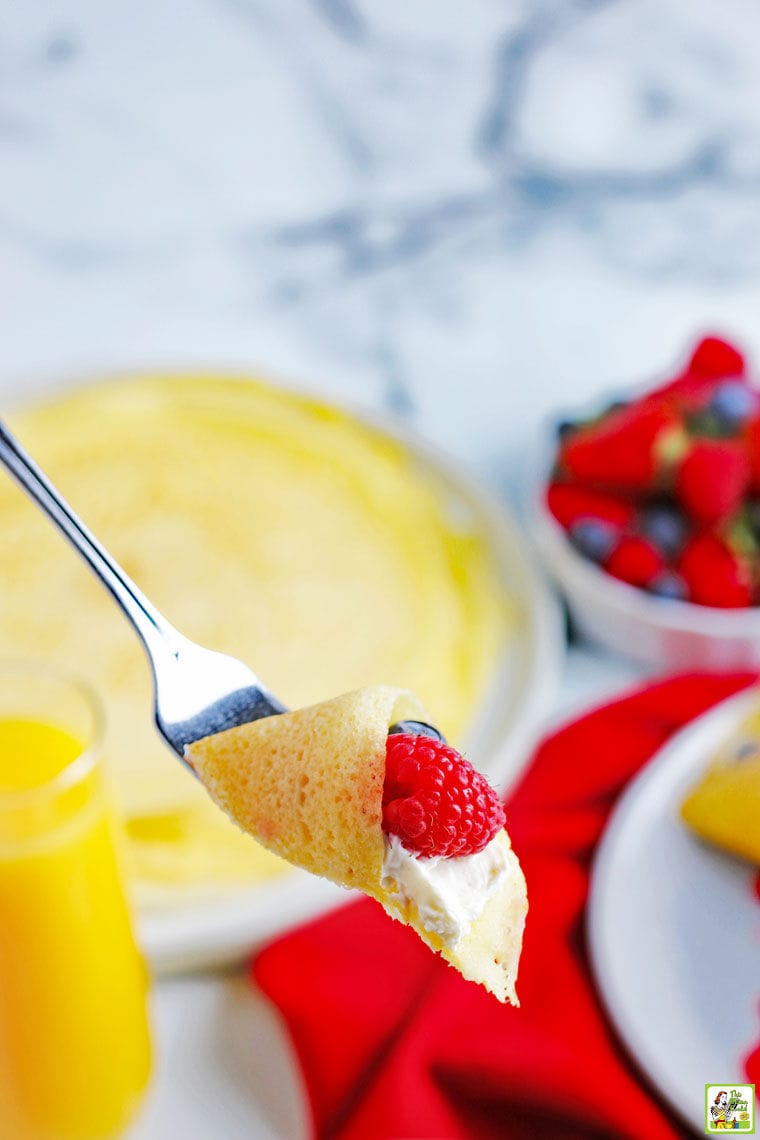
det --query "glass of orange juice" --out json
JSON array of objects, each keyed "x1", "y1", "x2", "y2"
[{"x1": 0, "y1": 663, "x2": 152, "y2": 1139}]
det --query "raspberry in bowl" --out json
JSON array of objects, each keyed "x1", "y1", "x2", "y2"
[{"x1": 531, "y1": 335, "x2": 760, "y2": 669}]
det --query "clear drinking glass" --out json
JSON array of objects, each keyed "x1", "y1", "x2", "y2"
[{"x1": 0, "y1": 664, "x2": 152, "y2": 1139}]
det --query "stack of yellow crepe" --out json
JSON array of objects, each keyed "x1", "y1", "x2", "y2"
[
  {"x1": 0, "y1": 375, "x2": 513, "y2": 908},
  {"x1": 681, "y1": 705, "x2": 760, "y2": 865}
]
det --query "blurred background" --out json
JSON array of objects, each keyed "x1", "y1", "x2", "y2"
[
  {"x1": 2, "y1": 2, "x2": 760, "y2": 1138},
  {"x1": 4, "y1": 1, "x2": 760, "y2": 490}
]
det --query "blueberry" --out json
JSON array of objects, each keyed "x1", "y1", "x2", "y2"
[
  {"x1": 556, "y1": 419, "x2": 578, "y2": 441},
  {"x1": 709, "y1": 379, "x2": 757, "y2": 427},
  {"x1": 387, "y1": 720, "x2": 446, "y2": 742},
  {"x1": 638, "y1": 505, "x2": 688, "y2": 558},
  {"x1": 568, "y1": 517, "x2": 618, "y2": 563},
  {"x1": 746, "y1": 498, "x2": 760, "y2": 536},
  {"x1": 648, "y1": 570, "x2": 689, "y2": 601}
]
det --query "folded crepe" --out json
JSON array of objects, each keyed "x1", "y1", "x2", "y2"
[
  {"x1": 186, "y1": 686, "x2": 527, "y2": 1004},
  {"x1": 681, "y1": 706, "x2": 760, "y2": 864}
]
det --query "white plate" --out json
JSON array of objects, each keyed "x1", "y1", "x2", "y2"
[
  {"x1": 589, "y1": 688, "x2": 760, "y2": 1134},
  {"x1": 530, "y1": 426, "x2": 760, "y2": 672},
  {"x1": 140, "y1": 870, "x2": 349, "y2": 975},
  {"x1": 124, "y1": 391, "x2": 565, "y2": 974}
]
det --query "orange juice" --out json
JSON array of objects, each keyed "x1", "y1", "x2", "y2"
[{"x1": 0, "y1": 672, "x2": 151, "y2": 1139}]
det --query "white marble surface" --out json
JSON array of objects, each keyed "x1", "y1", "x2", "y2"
[
  {"x1": 1, "y1": 1, "x2": 759, "y2": 1136},
  {"x1": 3, "y1": 0, "x2": 760, "y2": 500}
]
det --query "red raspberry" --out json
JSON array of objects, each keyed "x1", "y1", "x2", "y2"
[
  {"x1": 604, "y1": 535, "x2": 664, "y2": 588},
  {"x1": 382, "y1": 734, "x2": 505, "y2": 858},
  {"x1": 678, "y1": 534, "x2": 752, "y2": 608}
]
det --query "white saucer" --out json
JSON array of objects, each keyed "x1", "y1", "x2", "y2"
[{"x1": 588, "y1": 687, "x2": 760, "y2": 1133}]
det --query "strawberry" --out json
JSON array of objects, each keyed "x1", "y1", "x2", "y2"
[
  {"x1": 678, "y1": 534, "x2": 752, "y2": 608},
  {"x1": 604, "y1": 536, "x2": 664, "y2": 588},
  {"x1": 746, "y1": 419, "x2": 760, "y2": 495},
  {"x1": 649, "y1": 337, "x2": 746, "y2": 409},
  {"x1": 383, "y1": 734, "x2": 505, "y2": 858},
  {"x1": 675, "y1": 439, "x2": 750, "y2": 526},
  {"x1": 653, "y1": 374, "x2": 727, "y2": 411},
  {"x1": 559, "y1": 403, "x2": 684, "y2": 493},
  {"x1": 546, "y1": 482, "x2": 635, "y2": 529},
  {"x1": 687, "y1": 336, "x2": 745, "y2": 379}
]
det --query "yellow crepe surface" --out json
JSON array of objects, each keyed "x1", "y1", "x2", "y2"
[
  {"x1": 0, "y1": 375, "x2": 512, "y2": 906},
  {"x1": 187, "y1": 687, "x2": 426, "y2": 892},
  {"x1": 681, "y1": 703, "x2": 760, "y2": 865}
]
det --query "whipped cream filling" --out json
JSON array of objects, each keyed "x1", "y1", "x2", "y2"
[{"x1": 380, "y1": 832, "x2": 508, "y2": 947}]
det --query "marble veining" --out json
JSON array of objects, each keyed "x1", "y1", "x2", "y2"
[{"x1": 1, "y1": 0, "x2": 760, "y2": 493}]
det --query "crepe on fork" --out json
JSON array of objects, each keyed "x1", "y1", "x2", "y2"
[{"x1": 186, "y1": 686, "x2": 527, "y2": 1004}]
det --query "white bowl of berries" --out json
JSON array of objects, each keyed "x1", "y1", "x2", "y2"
[{"x1": 531, "y1": 334, "x2": 760, "y2": 670}]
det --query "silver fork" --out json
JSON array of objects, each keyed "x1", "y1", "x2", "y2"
[
  {"x1": 0, "y1": 419, "x2": 287, "y2": 769},
  {"x1": 0, "y1": 419, "x2": 441, "y2": 768}
]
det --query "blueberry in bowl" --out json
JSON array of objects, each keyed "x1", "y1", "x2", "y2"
[{"x1": 532, "y1": 335, "x2": 760, "y2": 668}]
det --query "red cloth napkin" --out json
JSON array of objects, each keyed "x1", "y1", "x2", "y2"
[{"x1": 252, "y1": 672, "x2": 756, "y2": 1140}]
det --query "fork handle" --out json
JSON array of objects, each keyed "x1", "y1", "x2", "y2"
[
  {"x1": 0, "y1": 419, "x2": 180, "y2": 661},
  {"x1": 0, "y1": 419, "x2": 447, "y2": 749}
]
